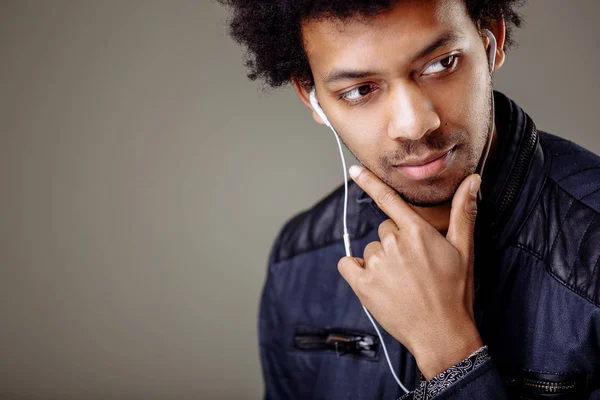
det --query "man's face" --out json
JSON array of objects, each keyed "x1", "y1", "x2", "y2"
[{"x1": 301, "y1": 0, "x2": 496, "y2": 207}]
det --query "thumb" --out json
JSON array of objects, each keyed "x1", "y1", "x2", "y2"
[
  {"x1": 337, "y1": 256, "x2": 365, "y2": 289},
  {"x1": 446, "y1": 174, "x2": 481, "y2": 259}
]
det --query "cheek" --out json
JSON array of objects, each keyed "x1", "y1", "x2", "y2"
[
  {"x1": 427, "y1": 49, "x2": 490, "y2": 121},
  {"x1": 336, "y1": 111, "x2": 388, "y2": 160},
  {"x1": 430, "y1": 74, "x2": 487, "y2": 126}
]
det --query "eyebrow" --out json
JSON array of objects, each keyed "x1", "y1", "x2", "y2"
[{"x1": 321, "y1": 31, "x2": 464, "y2": 85}]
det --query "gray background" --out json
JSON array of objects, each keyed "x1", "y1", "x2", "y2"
[{"x1": 1, "y1": 1, "x2": 598, "y2": 399}]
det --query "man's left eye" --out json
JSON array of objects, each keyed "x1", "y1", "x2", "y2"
[{"x1": 423, "y1": 55, "x2": 459, "y2": 76}]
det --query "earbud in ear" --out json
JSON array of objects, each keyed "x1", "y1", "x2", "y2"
[
  {"x1": 482, "y1": 29, "x2": 497, "y2": 73},
  {"x1": 309, "y1": 87, "x2": 333, "y2": 129}
]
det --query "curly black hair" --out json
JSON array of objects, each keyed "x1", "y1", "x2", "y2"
[{"x1": 219, "y1": 0, "x2": 525, "y2": 89}]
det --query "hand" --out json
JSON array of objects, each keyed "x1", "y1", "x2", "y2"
[{"x1": 338, "y1": 165, "x2": 483, "y2": 380}]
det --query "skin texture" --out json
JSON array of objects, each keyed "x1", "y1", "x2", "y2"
[
  {"x1": 294, "y1": 0, "x2": 505, "y2": 232},
  {"x1": 292, "y1": 0, "x2": 507, "y2": 380},
  {"x1": 343, "y1": 165, "x2": 481, "y2": 380}
]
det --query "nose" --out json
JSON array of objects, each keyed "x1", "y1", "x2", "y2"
[{"x1": 387, "y1": 82, "x2": 441, "y2": 141}]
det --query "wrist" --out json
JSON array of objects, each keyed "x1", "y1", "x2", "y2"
[{"x1": 412, "y1": 325, "x2": 483, "y2": 380}]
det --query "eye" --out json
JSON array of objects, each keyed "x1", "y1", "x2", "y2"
[
  {"x1": 422, "y1": 54, "x2": 459, "y2": 76},
  {"x1": 340, "y1": 84, "x2": 376, "y2": 105}
]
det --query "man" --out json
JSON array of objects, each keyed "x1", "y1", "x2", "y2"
[{"x1": 220, "y1": 0, "x2": 600, "y2": 398}]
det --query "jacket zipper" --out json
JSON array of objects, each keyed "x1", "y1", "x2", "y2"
[
  {"x1": 491, "y1": 119, "x2": 539, "y2": 236},
  {"x1": 294, "y1": 330, "x2": 379, "y2": 358},
  {"x1": 522, "y1": 377, "x2": 577, "y2": 393}
]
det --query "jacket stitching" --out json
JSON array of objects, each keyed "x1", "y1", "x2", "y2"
[
  {"x1": 511, "y1": 144, "x2": 551, "y2": 251},
  {"x1": 509, "y1": 135, "x2": 553, "y2": 256},
  {"x1": 514, "y1": 243, "x2": 544, "y2": 261},
  {"x1": 553, "y1": 149, "x2": 586, "y2": 157},
  {"x1": 557, "y1": 166, "x2": 600, "y2": 183},
  {"x1": 553, "y1": 177, "x2": 600, "y2": 213},
  {"x1": 582, "y1": 254, "x2": 600, "y2": 297},
  {"x1": 508, "y1": 245, "x2": 590, "y2": 305},
  {"x1": 546, "y1": 267, "x2": 600, "y2": 308},
  {"x1": 581, "y1": 186, "x2": 600, "y2": 201},
  {"x1": 542, "y1": 179, "x2": 600, "y2": 307},
  {"x1": 547, "y1": 197, "x2": 575, "y2": 265},
  {"x1": 565, "y1": 213, "x2": 596, "y2": 283}
]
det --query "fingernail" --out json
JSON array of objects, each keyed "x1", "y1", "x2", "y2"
[
  {"x1": 469, "y1": 175, "x2": 482, "y2": 196},
  {"x1": 349, "y1": 165, "x2": 362, "y2": 179}
]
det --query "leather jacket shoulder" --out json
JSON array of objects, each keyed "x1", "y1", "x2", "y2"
[{"x1": 514, "y1": 131, "x2": 600, "y2": 306}]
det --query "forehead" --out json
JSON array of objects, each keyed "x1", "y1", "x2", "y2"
[{"x1": 301, "y1": 0, "x2": 476, "y2": 77}]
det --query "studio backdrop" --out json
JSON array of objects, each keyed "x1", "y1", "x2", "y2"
[{"x1": 1, "y1": 1, "x2": 599, "y2": 399}]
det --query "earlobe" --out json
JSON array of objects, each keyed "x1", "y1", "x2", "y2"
[
  {"x1": 292, "y1": 79, "x2": 327, "y2": 126},
  {"x1": 311, "y1": 109, "x2": 327, "y2": 126},
  {"x1": 494, "y1": 47, "x2": 506, "y2": 71}
]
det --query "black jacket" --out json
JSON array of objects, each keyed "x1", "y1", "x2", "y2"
[{"x1": 259, "y1": 92, "x2": 600, "y2": 399}]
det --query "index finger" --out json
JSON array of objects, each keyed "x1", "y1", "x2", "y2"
[{"x1": 349, "y1": 164, "x2": 419, "y2": 226}]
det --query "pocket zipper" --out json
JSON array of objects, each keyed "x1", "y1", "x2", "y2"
[
  {"x1": 294, "y1": 329, "x2": 379, "y2": 359},
  {"x1": 522, "y1": 377, "x2": 577, "y2": 394}
]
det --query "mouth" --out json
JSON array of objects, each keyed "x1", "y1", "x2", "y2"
[{"x1": 393, "y1": 146, "x2": 456, "y2": 180}]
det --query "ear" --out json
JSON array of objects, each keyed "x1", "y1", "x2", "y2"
[
  {"x1": 291, "y1": 79, "x2": 327, "y2": 126},
  {"x1": 491, "y1": 18, "x2": 507, "y2": 70},
  {"x1": 484, "y1": 18, "x2": 507, "y2": 71}
]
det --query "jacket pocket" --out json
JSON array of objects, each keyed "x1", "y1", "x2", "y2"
[
  {"x1": 505, "y1": 370, "x2": 589, "y2": 399},
  {"x1": 292, "y1": 326, "x2": 379, "y2": 360}
]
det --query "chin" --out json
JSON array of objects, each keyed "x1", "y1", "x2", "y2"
[
  {"x1": 392, "y1": 175, "x2": 463, "y2": 208},
  {"x1": 397, "y1": 190, "x2": 454, "y2": 208}
]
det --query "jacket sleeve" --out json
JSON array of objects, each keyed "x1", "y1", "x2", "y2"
[
  {"x1": 399, "y1": 346, "x2": 511, "y2": 399},
  {"x1": 259, "y1": 244, "x2": 294, "y2": 400},
  {"x1": 399, "y1": 347, "x2": 600, "y2": 399}
]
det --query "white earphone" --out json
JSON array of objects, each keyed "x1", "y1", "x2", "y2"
[{"x1": 308, "y1": 30, "x2": 497, "y2": 394}]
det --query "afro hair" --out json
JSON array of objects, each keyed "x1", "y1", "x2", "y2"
[{"x1": 220, "y1": 0, "x2": 526, "y2": 88}]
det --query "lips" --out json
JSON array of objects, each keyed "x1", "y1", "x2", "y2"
[{"x1": 393, "y1": 147, "x2": 455, "y2": 180}]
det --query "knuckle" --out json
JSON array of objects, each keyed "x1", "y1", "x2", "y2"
[
  {"x1": 407, "y1": 222, "x2": 424, "y2": 238},
  {"x1": 369, "y1": 250, "x2": 384, "y2": 265},
  {"x1": 464, "y1": 203, "x2": 478, "y2": 221},
  {"x1": 377, "y1": 219, "x2": 393, "y2": 237},
  {"x1": 364, "y1": 241, "x2": 379, "y2": 255},
  {"x1": 381, "y1": 232, "x2": 397, "y2": 248}
]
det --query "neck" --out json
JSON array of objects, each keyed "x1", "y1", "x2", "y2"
[
  {"x1": 410, "y1": 123, "x2": 499, "y2": 235},
  {"x1": 409, "y1": 202, "x2": 452, "y2": 235}
]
